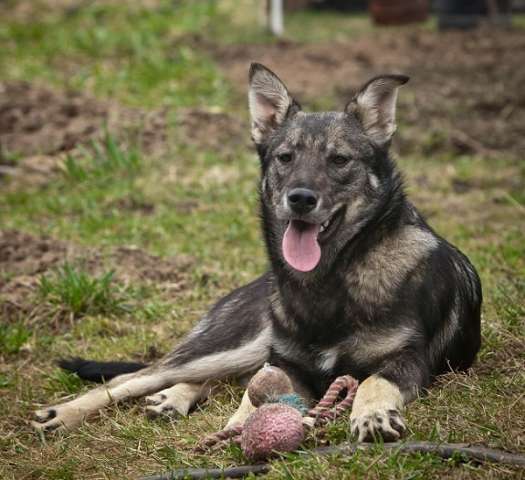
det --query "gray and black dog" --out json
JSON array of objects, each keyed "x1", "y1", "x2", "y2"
[{"x1": 32, "y1": 63, "x2": 482, "y2": 443}]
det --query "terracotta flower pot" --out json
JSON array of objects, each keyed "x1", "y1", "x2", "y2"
[{"x1": 369, "y1": 0, "x2": 429, "y2": 26}]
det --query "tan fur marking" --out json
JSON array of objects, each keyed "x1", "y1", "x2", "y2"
[
  {"x1": 160, "y1": 326, "x2": 272, "y2": 381},
  {"x1": 347, "y1": 226, "x2": 438, "y2": 304},
  {"x1": 349, "y1": 325, "x2": 417, "y2": 365},
  {"x1": 352, "y1": 375, "x2": 404, "y2": 416},
  {"x1": 344, "y1": 197, "x2": 365, "y2": 225},
  {"x1": 270, "y1": 290, "x2": 297, "y2": 332},
  {"x1": 270, "y1": 291, "x2": 285, "y2": 320}
]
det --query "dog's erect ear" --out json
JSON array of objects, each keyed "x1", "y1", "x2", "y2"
[
  {"x1": 346, "y1": 74, "x2": 409, "y2": 146},
  {"x1": 248, "y1": 63, "x2": 299, "y2": 145}
]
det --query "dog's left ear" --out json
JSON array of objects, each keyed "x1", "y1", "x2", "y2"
[
  {"x1": 248, "y1": 63, "x2": 300, "y2": 145},
  {"x1": 346, "y1": 74, "x2": 409, "y2": 146}
]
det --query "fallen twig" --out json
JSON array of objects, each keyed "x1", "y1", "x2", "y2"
[{"x1": 139, "y1": 441, "x2": 525, "y2": 480}]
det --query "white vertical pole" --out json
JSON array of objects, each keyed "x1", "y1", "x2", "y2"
[{"x1": 270, "y1": 0, "x2": 284, "y2": 36}]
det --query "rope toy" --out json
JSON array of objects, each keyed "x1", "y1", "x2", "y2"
[{"x1": 195, "y1": 364, "x2": 359, "y2": 461}]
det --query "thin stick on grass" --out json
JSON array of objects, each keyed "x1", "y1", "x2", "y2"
[{"x1": 140, "y1": 441, "x2": 525, "y2": 480}]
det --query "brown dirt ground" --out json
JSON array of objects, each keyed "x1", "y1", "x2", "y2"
[
  {"x1": 0, "y1": 229, "x2": 192, "y2": 323},
  {"x1": 175, "y1": 107, "x2": 248, "y2": 152},
  {"x1": 0, "y1": 81, "x2": 248, "y2": 188},
  {"x1": 211, "y1": 27, "x2": 525, "y2": 159},
  {"x1": 0, "y1": 81, "x2": 168, "y2": 186}
]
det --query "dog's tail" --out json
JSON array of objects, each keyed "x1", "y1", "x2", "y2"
[{"x1": 58, "y1": 357, "x2": 147, "y2": 382}]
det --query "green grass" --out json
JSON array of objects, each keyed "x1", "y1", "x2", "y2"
[
  {"x1": 0, "y1": 323, "x2": 31, "y2": 355},
  {"x1": 38, "y1": 264, "x2": 127, "y2": 319},
  {"x1": 0, "y1": 1, "x2": 232, "y2": 108},
  {"x1": 44, "y1": 370, "x2": 85, "y2": 396},
  {"x1": 0, "y1": 1, "x2": 524, "y2": 480},
  {"x1": 62, "y1": 131, "x2": 141, "y2": 183},
  {"x1": 2, "y1": 141, "x2": 261, "y2": 277}
]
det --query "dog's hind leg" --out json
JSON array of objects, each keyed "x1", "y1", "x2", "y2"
[
  {"x1": 32, "y1": 326, "x2": 269, "y2": 432},
  {"x1": 33, "y1": 321, "x2": 272, "y2": 432},
  {"x1": 33, "y1": 274, "x2": 272, "y2": 432},
  {"x1": 145, "y1": 382, "x2": 212, "y2": 418},
  {"x1": 32, "y1": 368, "x2": 172, "y2": 432}
]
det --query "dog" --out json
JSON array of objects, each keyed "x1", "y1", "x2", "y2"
[{"x1": 32, "y1": 63, "x2": 482, "y2": 443}]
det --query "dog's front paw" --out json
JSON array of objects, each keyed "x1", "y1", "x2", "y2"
[
  {"x1": 31, "y1": 404, "x2": 83, "y2": 433},
  {"x1": 350, "y1": 407, "x2": 406, "y2": 442},
  {"x1": 350, "y1": 375, "x2": 407, "y2": 443}
]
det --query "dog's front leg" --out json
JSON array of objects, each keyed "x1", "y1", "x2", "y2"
[
  {"x1": 350, "y1": 355, "x2": 428, "y2": 442},
  {"x1": 350, "y1": 375, "x2": 406, "y2": 442},
  {"x1": 225, "y1": 389, "x2": 257, "y2": 429}
]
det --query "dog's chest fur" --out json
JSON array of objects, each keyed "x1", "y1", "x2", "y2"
[
  {"x1": 269, "y1": 282, "x2": 369, "y2": 393},
  {"x1": 268, "y1": 223, "x2": 437, "y2": 395}
]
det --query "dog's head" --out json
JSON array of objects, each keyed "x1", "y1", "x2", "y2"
[{"x1": 249, "y1": 63, "x2": 408, "y2": 274}]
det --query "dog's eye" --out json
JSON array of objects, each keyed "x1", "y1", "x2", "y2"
[
  {"x1": 277, "y1": 153, "x2": 293, "y2": 164},
  {"x1": 331, "y1": 155, "x2": 351, "y2": 166}
]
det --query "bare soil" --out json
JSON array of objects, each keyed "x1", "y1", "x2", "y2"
[
  {"x1": 0, "y1": 80, "x2": 249, "y2": 187},
  {"x1": 0, "y1": 81, "x2": 167, "y2": 185},
  {"x1": 0, "y1": 229, "x2": 192, "y2": 322},
  {"x1": 212, "y1": 28, "x2": 525, "y2": 158},
  {"x1": 176, "y1": 107, "x2": 248, "y2": 152}
]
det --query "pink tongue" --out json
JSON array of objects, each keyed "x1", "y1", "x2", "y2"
[{"x1": 282, "y1": 221, "x2": 321, "y2": 272}]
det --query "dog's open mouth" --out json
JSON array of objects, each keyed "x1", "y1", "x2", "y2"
[{"x1": 282, "y1": 208, "x2": 344, "y2": 272}]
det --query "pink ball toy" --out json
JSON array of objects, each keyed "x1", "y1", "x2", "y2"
[{"x1": 240, "y1": 403, "x2": 305, "y2": 461}]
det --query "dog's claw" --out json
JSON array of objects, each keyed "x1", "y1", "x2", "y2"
[
  {"x1": 31, "y1": 417, "x2": 64, "y2": 434},
  {"x1": 350, "y1": 408, "x2": 406, "y2": 443},
  {"x1": 145, "y1": 403, "x2": 183, "y2": 419},
  {"x1": 34, "y1": 408, "x2": 57, "y2": 423},
  {"x1": 144, "y1": 392, "x2": 188, "y2": 419},
  {"x1": 31, "y1": 404, "x2": 85, "y2": 433},
  {"x1": 145, "y1": 393, "x2": 166, "y2": 406}
]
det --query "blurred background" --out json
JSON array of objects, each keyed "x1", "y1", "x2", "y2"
[{"x1": 1, "y1": 1, "x2": 524, "y2": 479}]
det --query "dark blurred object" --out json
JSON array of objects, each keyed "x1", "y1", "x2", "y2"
[
  {"x1": 311, "y1": 0, "x2": 368, "y2": 11},
  {"x1": 512, "y1": 0, "x2": 525, "y2": 12},
  {"x1": 285, "y1": 0, "x2": 311, "y2": 11},
  {"x1": 436, "y1": 0, "x2": 512, "y2": 29},
  {"x1": 369, "y1": 0, "x2": 429, "y2": 25}
]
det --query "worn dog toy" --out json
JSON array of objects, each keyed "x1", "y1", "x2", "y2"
[
  {"x1": 195, "y1": 365, "x2": 359, "y2": 462},
  {"x1": 241, "y1": 403, "x2": 305, "y2": 461},
  {"x1": 247, "y1": 364, "x2": 294, "y2": 407}
]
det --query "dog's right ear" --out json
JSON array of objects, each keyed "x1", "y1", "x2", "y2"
[{"x1": 248, "y1": 63, "x2": 300, "y2": 145}]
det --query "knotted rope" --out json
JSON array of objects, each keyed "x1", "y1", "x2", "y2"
[
  {"x1": 194, "y1": 425, "x2": 243, "y2": 453},
  {"x1": 303, "y1": 375, "x2": 359, "y2": 427}
]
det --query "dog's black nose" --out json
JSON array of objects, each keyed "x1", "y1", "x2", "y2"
[{"x1": 287, "y1": 188, "x2": 318, "y2": 214}]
